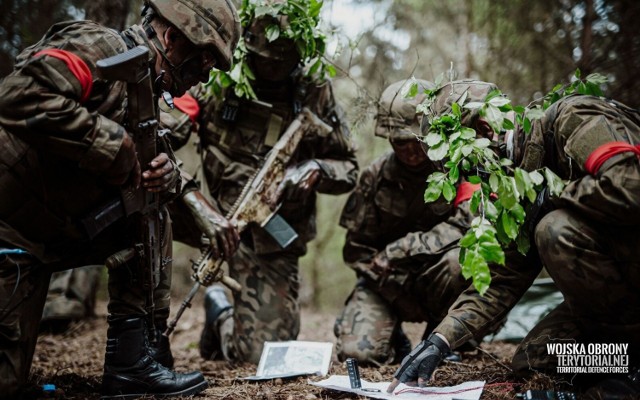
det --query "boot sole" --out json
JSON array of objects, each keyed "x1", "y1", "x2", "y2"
[{"x1": 100, "y1": 379, "x2": 208, "y2": 399}]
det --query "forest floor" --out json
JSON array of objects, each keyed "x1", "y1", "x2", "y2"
[{"x1": 26, "y1": 298, "x2": 556, "y2": 400}]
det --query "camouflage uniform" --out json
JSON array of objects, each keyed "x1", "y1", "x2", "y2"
[
  {"x1": 425, "y1": 89, "x2": 640, "y2": 375},
  {"x1": 167, "y1": 74, "x2": 357, "y2": 363},
  {"x1": 334, "y1": 151, "x2": 474, "y2": 364},
  {"x1": 0, "y1": 21, "x2": 176, "y2": 396},
  {"x1": 41, "y1": 266, "x2": 102, "y2": 328},
  {"x1": 510, "y1": 95, "x2": 640, "y2": 374},
  {"x1": 333, "y1": 79, "x2": 475, "y2": 365}
]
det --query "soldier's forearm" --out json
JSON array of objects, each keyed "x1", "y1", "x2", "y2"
[{"x1": 313, "y1": 158, "x2": 358, "y2": 194}]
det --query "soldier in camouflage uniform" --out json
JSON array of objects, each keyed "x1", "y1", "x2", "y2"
[
  {"x1": 0, "y1": 0, "x2": 241, "y2": 398},
  {"x1": 389, "y1": 80, "x2": 640, "y2": 397},
  {"x1": 334, "y1": 79, "x2": 477, "y2": 365},
  {"x1": 163, "y1": 12, "x2": 358, "y2": 364}
]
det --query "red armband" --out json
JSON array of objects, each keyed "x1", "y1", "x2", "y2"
[
  {"x1": 173, "y1": 93, "x2": 200, "y2": 124},
  {"x1": 34, "y1": 49, "x2": 93, "y2": 103},
  {"x1": 584, "y1": 141, "x2": 640, "y2": 175},
  {"x1": 454, "y1": 182, "x2": 481, "y2": 208}
]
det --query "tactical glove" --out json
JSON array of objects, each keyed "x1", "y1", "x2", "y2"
[
  {"x1": 105, "y1": 132, "x2": 141, "y2": 188},
  {"x1": 276, "y1": 160, "x2": 322, "y2": 202},
  {"x1": 387, "y1": 333, "x2": 450, "y2": 393},
  {"x1": 182, "y1": 190, "x2": 240, "y2": 260}
]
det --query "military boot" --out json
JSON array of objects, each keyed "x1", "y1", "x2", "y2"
[
  {"x1": 199, "y1": 285, "x2": 233, "y2": 360},
  {"x1": 148, "y1": 309, "x2": 174, "y2": 369},
  {"x1": 101, "y1": 316, "x2": 207, "y2": 399}
]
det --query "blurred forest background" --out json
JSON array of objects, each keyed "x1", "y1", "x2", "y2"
[{"x1": 1, "y1": 0, "x2": 638, "y2": 311}]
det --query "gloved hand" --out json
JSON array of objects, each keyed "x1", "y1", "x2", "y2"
[
  {"x1": 387, "y1": 333, "x2": 450, "y2": 393},
  {"x1": 276, "y1": 160, "x2": 322, "y2": 203},
  {"x1": 105, "y1": 132, "x2": 141, "y2": 188},
  {"x1": 142, "y1": 153, "x2": 180, "y2": 193},
  {"x1": 182, "y1": 190, "x2": 240, "y2": 260}
]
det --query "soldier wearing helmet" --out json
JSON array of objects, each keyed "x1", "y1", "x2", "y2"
[
  {"x1": 159, "y1": 1, "x2": 358, "y2": 364},
  {"x1": 0, "y1": 0, "x2": 240, "y2": 398},
  {"x1": 333, "y1": 79, "x2": 482, "y2": 365},
  {"x1": 389, "y1": 80, "x2": 640, "y2": 398}
]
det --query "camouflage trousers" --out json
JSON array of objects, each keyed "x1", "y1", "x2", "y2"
[
  {"x1": 41, "y1": 265, "x2": 102, "y2": 325},
  {"x1": 0, "y1": 211, "x2": 173, "y2": 397},
  {"x1": 512, "y1": 208, "x2": 640, "y2": 377},
  {"x1": 217, "y1": 242, "x2": 300, "y2": 364},
  {"x1": 334, "y1": 248, "x2": 468, "y2": 364}
]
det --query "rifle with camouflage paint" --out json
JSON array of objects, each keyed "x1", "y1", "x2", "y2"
[{"x1": 165, "y1": 107, "x2": 332, "y2": 336}]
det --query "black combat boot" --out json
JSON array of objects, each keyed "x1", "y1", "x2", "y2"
[
  {"x1": 148, "y1": 309, "x2": 174, "y2": 369},
  {"x1": 199, "y1": 285, "x2": 232, "y2": 360},
  {"x1": 101, "y1": 316, "x2": 207, "y2": 399}
]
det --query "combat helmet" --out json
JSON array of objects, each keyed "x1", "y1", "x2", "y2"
[
  {"x1": 421, "y1": 79, "x2": 499, "y2": 135},
  {"x1": 147, "y1": 0, "x2": 241, "y2": 71},
  {"x1": 376, "y1": 79, "x2": 435, "y2": 140},
  {"x1": 244, "y1": 14, "x2": 300, "y2": 62}
]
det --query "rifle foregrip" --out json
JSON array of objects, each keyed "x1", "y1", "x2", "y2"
[{"x1": 105, "y1": 247, "x2": 136, "y2": 269}]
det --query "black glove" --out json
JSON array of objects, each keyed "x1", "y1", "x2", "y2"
[{"x1": 387, "y1": 333, "x2": 450, "y2": 393}]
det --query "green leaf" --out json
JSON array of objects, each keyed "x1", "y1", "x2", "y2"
[
  {"x1": 442, "y1": 181, "x2": 456, "y2": 202},
  {"x1": 525, "y1": 106, "x2": 545, "y2": 120},
  {"x1": 524, "y1": 118, "x2": 532, "y2": 134},
  {"x1": 265, "y1": 24, "x2": 281, "y2": 42},
  {"x1": 401, "y1": 78, "x2": 418, "y2": 98},
  {"x1": 489, "y1": 96, "x2": 510, "y2": 107},
  {"x1": 474, "y1": 138, "x2": 492, "y2": 149},
  {"x1": 468, "y1": 175, "x2": 481, "y2": 184},
  {"x1": 326, "y1": 64, "x2": 337, "y2": 77},
  {"x1": 478, "y1": 241, "x2": 505, "y2": 265},
  {"x1": 425, "y1": 132, "x2": 443, "y2": 147},
  {"x1": 470, "y1": 190, "x2": 481, "y2": 213},
  {"x1": 424, "y1": 182, "x2": 443, "y2": 203},
  {"x1": 460, "y1": 231, "x2": 477, "y2": 248},
  {"x1": 510, "y1": 203, "x2": 526, "y2": 223},
  {"x1": 465, "y1": 101, "x2": 484, "y2": 110},
  {"x1": 448, "y1": 165, "x2": 460, "y2": 182},
  {"x1": 500, "y1": 210, "x2": 518, "y2": 240},
  {"x1": 460, "y1": 127, "x2": 476, "y2": 139},
  {"x1": 543, "y1": 167, "x2": 566, "y2": 196},
  {"x1": 452, "y1": 102, "x2": 461, "y2": 116},
  {"x1": 427, "y1": 142, "x2": 449, "y2": 161},
  {"x1": 485, "y1": 200, "x2": 499, "y2": 220},
  {"x1": 489, "y1": 173, "x2": 499, "y2": 192},
  {"x1": 516, "y1": 232, "x2": 531, "y2": 255},
  {"x1": 529, "y1": 170, "x2": 544, "y2": 186},
  {"x1": 503, "y1": 118, "x2": 515, "y2": 130}
]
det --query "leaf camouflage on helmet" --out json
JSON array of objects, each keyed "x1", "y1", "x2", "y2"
[
  {"x1": 206, "y1": 0, "x2": 335, "y2": 100},
  {"x1": 403, "y1": 70, "x2": 606, "y2": 295}
]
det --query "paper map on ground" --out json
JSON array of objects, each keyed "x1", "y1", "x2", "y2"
[
  {"x1": 309, "y1": 375, "x2": 485, "y2": 399},
  {"x1": 245, "y1": 341, "x2": 334, "y2": 380}
]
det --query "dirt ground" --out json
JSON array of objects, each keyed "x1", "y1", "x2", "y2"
[{"x1": 26, "y1": 297, "x2": 554, "y2": 400}]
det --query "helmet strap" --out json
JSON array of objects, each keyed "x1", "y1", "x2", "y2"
[{"x1": 144, "y1": 20, "x2": 187, "y2": 95}]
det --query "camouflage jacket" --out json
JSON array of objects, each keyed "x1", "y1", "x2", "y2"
[
  {"x1": 340, "y1": 152, "x2": 472, "y2": 282},
  {"x1": 435, "y1": 94, "x2": 640, "y2": 349},
  {"x1": 0, "y1": 21, "x2": 177, "y2": 263},
  {"x1": 165, "y1": 77, "x2": 358, "y2": 255}
]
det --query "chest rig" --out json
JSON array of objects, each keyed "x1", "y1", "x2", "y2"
[{"x1": 199, "y1": 80, "x2": 307, "y2": 162}]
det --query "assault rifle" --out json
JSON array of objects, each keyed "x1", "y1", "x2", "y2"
[
  {"x1": 165, "y1": 107, "x2": 332, "y2": 336},
  {"x1": 96, "y1": 46, "x2": 163, "y2": 323}
]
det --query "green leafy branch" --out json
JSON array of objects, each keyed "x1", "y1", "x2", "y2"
[
  {"x1": 205, "y1": 0, "x2": 335, "y2": 100},
  {"x1": 410, "y1": 69, "x2": 606, "y2": 295}
]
